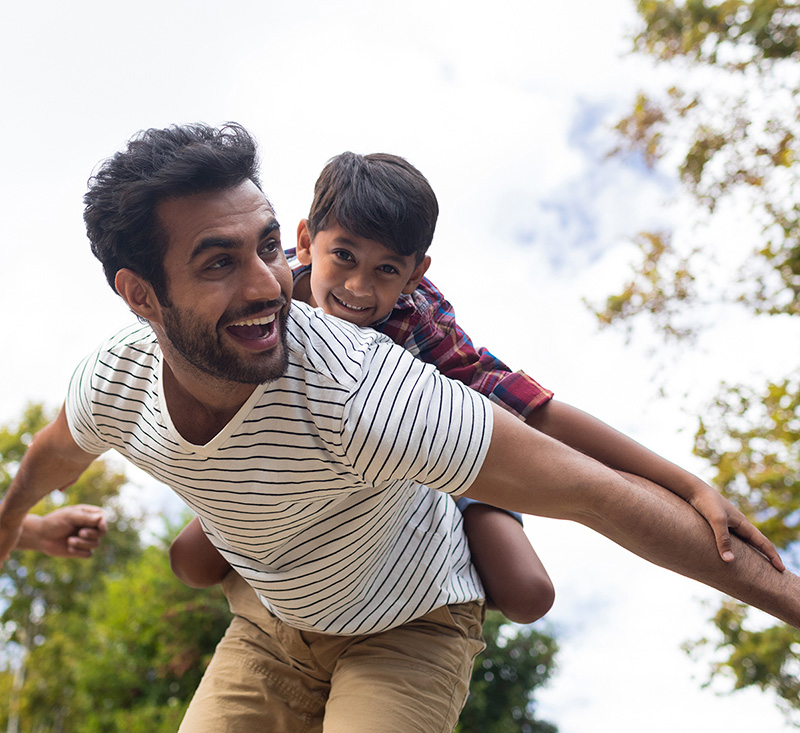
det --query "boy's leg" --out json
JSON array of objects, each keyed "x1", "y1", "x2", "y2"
[
  {"x1": 322, "y1": 602, "x2": 485, "y2": 733},
  {"x1": 460, "y1": 499, "x2": 555, "y2": 623}
]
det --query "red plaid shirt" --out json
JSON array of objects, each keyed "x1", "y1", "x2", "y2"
[{"x1": 288, "y1": 249, "x2": 553, "y2": 420}]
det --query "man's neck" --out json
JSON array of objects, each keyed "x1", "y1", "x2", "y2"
[{"x1": 161, "y1": 359, "x2": 256, "y2": 446}]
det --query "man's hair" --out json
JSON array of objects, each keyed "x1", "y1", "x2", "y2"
[
  {"x1": 307, "y1": 152, "x2": 438, "y2": 264},
  {"x1": 84, "y1": 122, "x2": 264, "y2": 304}
]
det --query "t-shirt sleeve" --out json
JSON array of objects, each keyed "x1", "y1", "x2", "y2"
[
  {"x1": 64, "y1": 350, "x2": 112, "y2": 456},
  {"x1": 393, "y1": 280, "x2": 553, "y2": 421},
  {"x1": 341, "y1": 340, "x2": 493, "y2": 496}
]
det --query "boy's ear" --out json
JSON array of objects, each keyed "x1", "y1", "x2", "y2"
[
  {"x1": 115, "y1": 268, "x2": 163, "y2": 324},
  {"x1": 401, "y1": 255, "x2": 431, "y2": 295},
  {"x1": 296, "y1": 220, "x2": 313, "y2": 265}
]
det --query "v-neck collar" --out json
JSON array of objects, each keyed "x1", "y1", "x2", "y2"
[{"x1": 155, "y1": 352, "x2": 269, "y2": 457}]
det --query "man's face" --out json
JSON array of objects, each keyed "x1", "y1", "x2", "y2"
[
  {"x1": 155, "y1": 180, "x2": 293, "y2": 385},
  {"x1": 297, "y1": 222, "x2": 429, "y2": 328}
]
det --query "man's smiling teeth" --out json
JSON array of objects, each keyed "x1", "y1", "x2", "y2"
[{"x1": 230, "y1": 314, "x2": 276, "y2": 327}]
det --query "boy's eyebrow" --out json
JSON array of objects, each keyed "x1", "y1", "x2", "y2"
[{"x1": 189, "y1": 220, "x2": 280, "y2": 262}]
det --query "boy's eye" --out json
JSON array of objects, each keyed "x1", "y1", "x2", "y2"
[
  {"x1": 333, "y1": 250, "x2": 355, "y2": 263},
  {"x1": 378, "y1": 264, "x2": 399, "y2": 275}
]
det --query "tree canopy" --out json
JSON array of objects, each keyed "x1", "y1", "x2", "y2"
[{"x1": 593, "y1": 0, "x2": 800, "y2": 722}]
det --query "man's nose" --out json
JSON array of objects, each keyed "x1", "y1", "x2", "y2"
[{"x1": 242, "y1": 255, "x2": 282, "y2": 301}]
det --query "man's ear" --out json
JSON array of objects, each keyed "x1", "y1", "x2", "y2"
[
  {"x1": 401, "y1": 255, "x2": 431, "y2": 295},
  {"x1": 296, "y1": 220, "x2": 313, "y2": 265},
  {"x1": 115, "y1": 269, "x2": 162, "y2": 324}
]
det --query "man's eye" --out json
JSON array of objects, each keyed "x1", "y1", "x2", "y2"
[
  {"x1": 208, "y1": 256, "x2": 232, "y2": 270},
  {"x1": 260, "y1": 240, "x2": 279, "y2": 257}
]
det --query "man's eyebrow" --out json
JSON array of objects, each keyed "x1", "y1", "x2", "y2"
[{"x1": 189, "y1": 220, "x2": 280, "y2": 262}]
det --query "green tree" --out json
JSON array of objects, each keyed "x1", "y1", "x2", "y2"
[
  {"x1": 589, "y1": 0, "x2": 800, "y2": 722},
  {"x1": 66, "y1": 528, "x2": 231, "y2": 733},
  {"x1": 0, "y1": 406, "x2": 231, "y2": 732},
  {"x1": 457, "y1": 611, "x2": 559, "y2": 733},
  {"x1": 0, "y1": 404, "x2": 142, "y2": 732}
]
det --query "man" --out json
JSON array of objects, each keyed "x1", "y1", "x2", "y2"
[{"x1": 1, "y1": 123, "x2": 798, "y2": 732}]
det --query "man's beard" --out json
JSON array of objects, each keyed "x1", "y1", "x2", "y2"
[{"x1": 161, "y1": 301, "x2": 290, "y2": 384}]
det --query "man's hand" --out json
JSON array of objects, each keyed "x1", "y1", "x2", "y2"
[
  {"x1": 14, "y1": 505, "x2": 108, "y2": 559},
  {"x1": 686, "y1": 484, "x2": 785, "y2": 571}
]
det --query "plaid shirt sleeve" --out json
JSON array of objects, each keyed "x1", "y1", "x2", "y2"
[{"x1": 375, "y1": 278, "x2": 553, "y2": 420}]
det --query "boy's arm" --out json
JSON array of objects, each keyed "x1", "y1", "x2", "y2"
[
  {"x1": 170, "y1": 516, "x2": 232, "y2": 588},
  {"x1": 0, "y1": 405, "x2": 100, "y2": 563},
  {"x1": 465, "y1": 404, "x2": 800, "y2": 628},
  {"x1": 17, "y1": 505, "x2": 107, "y2": 558},
  {"x1": 525, "y1": 399, "x2": 783, "y2": 570}
]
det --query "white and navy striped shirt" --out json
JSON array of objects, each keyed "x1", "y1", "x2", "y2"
[{"x1": 66, "y1": 302, "x2": 492, "y2": 635}]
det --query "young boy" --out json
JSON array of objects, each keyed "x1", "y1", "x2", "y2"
[{"x1": 170, "y1": 151, "x2": 557, "y2": 624}]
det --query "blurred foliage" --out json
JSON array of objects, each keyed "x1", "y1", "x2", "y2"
[
  {"x1": 694, "y1": 374, "x2": 800, "y2": 547},
  {"x1": 594, "y1": 0, "x2": 800, "y2": 338},
  {"x1": 590, "y1": 1, "x2": 800, "y2": 722},
  {"x1": 0, "y1": 405, "x2": 231, "y2": 731},
  {"x1": 686, "y1": 600, "x2": 800, "y2": 724},
  {"x1": 457, "y1": 611, "x2": 559, "y2": 733}
]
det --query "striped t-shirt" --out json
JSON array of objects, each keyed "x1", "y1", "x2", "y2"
[{"x1": 65, "y1": 301, "x2": 493, "y2": 635}]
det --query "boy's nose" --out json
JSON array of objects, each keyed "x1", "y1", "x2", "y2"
[{"x1": 344, "y1": 271, "x2": 372, "y2": 296}]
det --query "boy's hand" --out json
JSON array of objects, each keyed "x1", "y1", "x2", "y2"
[
  {"x1": 38, "y1": 505, "x2": 108, "y2": 558},
  {"x1": 689, "y1": 487, "x2": 785, "y2": 571},
  {"x1": 6, "y1": 506, "x2": 108, "y2": 560}
]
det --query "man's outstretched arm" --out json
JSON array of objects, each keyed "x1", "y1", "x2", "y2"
[
  {"x1": 465, "y1": 404, "x2": 800, "y2": 628},
  {"x1": 0, "y1": 405, "x2": 99, "y2": 563}
]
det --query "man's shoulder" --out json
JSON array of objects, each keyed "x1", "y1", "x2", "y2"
[
  {"x1": 287, "y1": 302, "x2": 403, "y2": 384},
  {"x1": 95, "y1": 322, "x2": 158, "y2": 359},
  {"x1": 76, "y1": 322, "x2": 160, "y2": 383}
]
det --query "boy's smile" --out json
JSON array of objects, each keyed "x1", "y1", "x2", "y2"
[{"x1": 296, "y1": 220, "x2": 430, "y2": 328}]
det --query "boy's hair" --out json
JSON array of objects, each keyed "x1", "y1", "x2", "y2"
[
  {"x1": 307, "y1": 152, "x2": 438, "y2": 264},
  {"x1": 84, "y1": 122, "x2": 265, "y2": 305}
]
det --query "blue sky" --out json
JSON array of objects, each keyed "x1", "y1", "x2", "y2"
[{"x1": 2, "y1": 1, "x2": 799, "y2": 730}]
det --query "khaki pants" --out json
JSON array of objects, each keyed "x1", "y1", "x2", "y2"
[{"x1": 178, "y1": 572, "x2": 485, "y2": 733}]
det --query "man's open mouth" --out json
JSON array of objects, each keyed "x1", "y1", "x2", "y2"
[{"x1": 226, "y1": 313, "x2": 276, "y2": 340}]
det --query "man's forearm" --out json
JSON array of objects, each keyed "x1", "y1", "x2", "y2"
[
  {"x1": 587, "y1": 470, "x2": 800, "y2": 627},
  {"x1": 468, "y1": 404, "x2": 800, "y2": 628}
]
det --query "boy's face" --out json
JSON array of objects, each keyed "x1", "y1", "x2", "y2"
[{"x1": 296, "y1": 220, "x2": 430, "y2": 328}]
